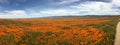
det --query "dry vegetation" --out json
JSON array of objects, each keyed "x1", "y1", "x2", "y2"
[{"x1": 0, "y1": 16, "x2": 119, "y2": 45}]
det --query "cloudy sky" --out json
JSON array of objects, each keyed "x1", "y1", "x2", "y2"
[{"x1": 0, "y1": 0, "x2": 120, "y2": 18}]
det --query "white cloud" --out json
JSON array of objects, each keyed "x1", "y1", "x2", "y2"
[
  {"x1": 0, "y1": 10, "x2": 28, "y2": 18},
  {"x1": 112, "y1": 0, "x2": 120, "y2": 7},
  {"x1": 70, "y1": 1, "x2": 120, "y2": 15},
  {"x1": 39, "y1": 1, "x2": 120, "y2": 15},
  {"x1": 39, "y1": 9, "x2": 79, "y2": 16},
  {"x1": 57, "y1": 0, "x2": 80, "y2": 4},
  {"x1": 4, "y1": 10, "x2": 27, "y2": 15},
  {"x1": 0, "y1": 10, "x2": 39, "y2": 18}
]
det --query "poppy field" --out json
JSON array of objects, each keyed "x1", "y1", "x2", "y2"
[{"x1": 0, "y1": 16, "x2": 119, "y2": 45}]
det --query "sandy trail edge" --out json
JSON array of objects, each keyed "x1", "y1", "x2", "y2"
[{"x1": 115, "y1": 22, "x2": 120, "y2": 45}]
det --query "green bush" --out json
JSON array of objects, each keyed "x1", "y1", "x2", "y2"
[
  {"x1": 46, "y1": 31, "x2": 52, "y2": 36},
  {"x1": 60, "y1": 26, "x2": 71, "y2": 30},
  {"x1": 58, "y1": 40, "x2": 72, "y2": 45}
]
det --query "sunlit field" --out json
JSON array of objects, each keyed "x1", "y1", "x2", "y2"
[{"x1": 0, "y1": 16, "x2": 119, "y2": 45}]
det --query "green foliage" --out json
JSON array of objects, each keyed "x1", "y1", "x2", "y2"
[
  {"x1": 0, "y1": 20, "x2": 33, "y2": 28},
  {"x1": 46, "y1": 31, "x2": 52, "y2": 36},
  {"x1": 74, "y1": 24, "x2": 83, "y2": 27},
  {"x1": 100, "y1": 25, "x2": 115, "y2": 45},
  {"x1": 16, "y1": 32, "x2": 45, "y2": 45},
  {"x1": 97, "y1": 17, "x2": 119, "y2": 45},
  {"x1": 101, "y1": 25, "x2": 115, "y2": 33},
  {"x1": 58, "y1": 40, "x2": 72, "y2": 45},
  {"x1": 0, "y1": 34, "x2": 15, "y2": 45},
  {"x1": 60, "y1": 26, "x2": 71, "y2": 30}
]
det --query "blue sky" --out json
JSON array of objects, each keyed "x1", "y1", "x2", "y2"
[{"x1": 0, "y1": 0, "x2": 120, "y2": 18}]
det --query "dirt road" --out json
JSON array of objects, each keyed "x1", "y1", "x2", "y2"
[{"x1": 115, "y1": 22, "x2": 120, "y2": 45}]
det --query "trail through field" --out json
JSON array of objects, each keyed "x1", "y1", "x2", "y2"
[{"x1": 115, "y1": 22, "x2": 120, "y2": 45}]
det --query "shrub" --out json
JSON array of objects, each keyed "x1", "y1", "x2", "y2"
[
  {"x1": 58, "y1": 40, "x2": 72, "y2": 45},
  {"x1": 46, "y1": 31, "x2": 52, "y2": 36},
  {"x1": 60, "y1": 26, "x2": 71, "y2": 30}
]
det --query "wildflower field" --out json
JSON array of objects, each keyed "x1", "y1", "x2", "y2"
[{"x1": 0, "y1": 16, "x2": 119, "y2": 45}]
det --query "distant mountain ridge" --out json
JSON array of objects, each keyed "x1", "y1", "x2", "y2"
[
  {"x1": 43, "y1": 15, "x2": 120, "y2": 18},
  {"x1": 0, "y1": 15, "x2": 120, "y2": 19}
]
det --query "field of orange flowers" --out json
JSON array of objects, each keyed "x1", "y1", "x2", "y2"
[{"x1": 0, "y1": 16, "x2": 119, "y2": 45}]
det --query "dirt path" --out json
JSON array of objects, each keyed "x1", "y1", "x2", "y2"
[{"x1": 115, "y1": 22, "x2": 120, "y2": 45}]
